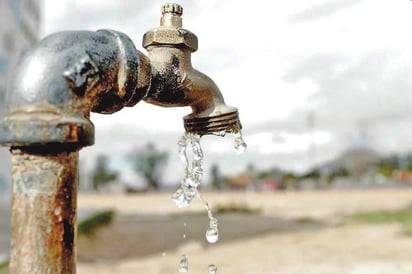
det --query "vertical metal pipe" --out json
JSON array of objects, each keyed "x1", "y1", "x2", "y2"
[{"x1": 9, "y1": 147, "x2": 78, "y2": 274}]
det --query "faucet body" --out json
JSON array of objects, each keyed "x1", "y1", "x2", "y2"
[
  {"x1": 0, "y1": 3, "x2": 242, "y2": 273},
  {"x1": 143, "y1": 5, "x2": 241, "y2": 134},
  {"x1": 145, "y1": 46, "x2": 240, "y2": 134}
]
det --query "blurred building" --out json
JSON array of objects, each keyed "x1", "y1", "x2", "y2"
[{"x1": 0, "y1": 0, "x2": 40, "y2": 189}]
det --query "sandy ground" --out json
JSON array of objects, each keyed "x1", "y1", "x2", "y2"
[{"x1": 76, "y1": 189, "x2": 412, "y2": 274}]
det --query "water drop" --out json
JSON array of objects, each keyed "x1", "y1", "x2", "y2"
[
  {"x1": 206, "y1": 227, "x2": 219, "y2": 243},
  {"x1": 206, "y1": 218, "x2": 219, "y2": 243},
  {"x1": 162, "y1": 252, "x2": 167, "y2": 257},
  {"x1": 208, "y1": 264, "x2": 218, "y2": 274},
  {"x1": 212, "y1": 130, "x2": 226, "y2": 137},
  {"x1": 234, "y1": 131, "x2": 247, "y2": 155},
  {"x1": 179, "y1": 254, "x2": 189, "y2": 273},
  {"x1": 183, "y1": 233, "x2": 186, "y2": 239}
]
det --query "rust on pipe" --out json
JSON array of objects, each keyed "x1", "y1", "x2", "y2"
[{"x1": 9, "y1": 147, "x2": 78, "y2": 274}]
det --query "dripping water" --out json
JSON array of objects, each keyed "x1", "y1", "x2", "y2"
[
  {"x1": 172, "y1": 130, "x2": 246, "y2": 271},
  {"x1": 234, "y1": 131, "x2": 247, "y2": 155},
  {"x1": 208, "y1": 264, "x2": 218, "y2": 274},
  {"x1": 178, "y1": 254, "x2": 189, "y2": 273}
]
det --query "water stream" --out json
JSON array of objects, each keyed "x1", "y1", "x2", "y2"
[
  {"x1": 179, "y1": 254, "x2": 189, "y2": 273},
  {"x1": 173, "y1": 130, "x2": 246, "y2": 273},
  {"x1": 208, "y1": 264, "x2": 218, "y2": 274}
]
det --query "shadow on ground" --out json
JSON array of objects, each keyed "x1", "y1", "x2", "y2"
[{"x1": 78, "y1": 212, "x2": 328, "y2": 262}]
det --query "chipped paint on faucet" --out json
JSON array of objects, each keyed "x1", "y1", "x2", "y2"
[{"x1": 0, "y1": 3, "x2": 242, "y2": 274}]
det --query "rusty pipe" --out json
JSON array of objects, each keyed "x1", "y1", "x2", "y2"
[
  {"x1": 9, "y1": 147, "x2": 78, "y2": 273},
  {"x1": 1, "y1": 29, "x2": 151, "y2": 147},
  {"x1": 0, "y1": 29, "x2": 151, "y2": 274},
  {"x1": 143, "y1": 3, "x2": 242, "y2": 136}
]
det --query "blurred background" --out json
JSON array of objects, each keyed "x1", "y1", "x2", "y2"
[{"x1": 1, "y1": 0, "x2": 412, "y2": 273}]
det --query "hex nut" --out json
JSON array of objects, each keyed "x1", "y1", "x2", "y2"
[{"x1": 143, "y1": 27, "x2": 198, "y2": 52}]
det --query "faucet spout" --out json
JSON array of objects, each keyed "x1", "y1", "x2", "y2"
[{"x1": 142, "y1": 3, "x2": 242, "y2": 136}]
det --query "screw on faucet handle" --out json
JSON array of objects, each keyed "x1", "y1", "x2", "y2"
[{"x1": 162, "y1": 3, "x2": 183, "y2": 16}]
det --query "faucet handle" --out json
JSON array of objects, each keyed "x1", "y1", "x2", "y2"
[
  {"x1": 162, "y1": 3, "x2": 183, "y2": 16},
  {"x1": 160, "y1": 3, "x2": 183, "y2": 28}
]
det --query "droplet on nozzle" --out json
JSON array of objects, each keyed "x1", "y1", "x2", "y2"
[{"x1": 234, "y1": 131, "x2": 247, "y2": 154}]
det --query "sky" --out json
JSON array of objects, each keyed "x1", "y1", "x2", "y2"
[{"x1": 39, "y1": 0, "x2": 412, "y2": 185}]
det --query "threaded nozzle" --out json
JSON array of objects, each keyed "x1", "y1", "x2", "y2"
[{"x1": 183, "y1": 111, "x2": 242, "y2": 136}]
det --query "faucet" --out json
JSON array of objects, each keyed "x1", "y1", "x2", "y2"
[
  {"x1": 143, "y1": 3, "x2": 241, "y2": 135},
  {"x1": 0, "y1": 3, "x2": 241, "y2": 274}
]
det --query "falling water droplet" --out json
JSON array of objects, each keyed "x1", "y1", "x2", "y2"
[
  {"x1": 162, "y1": 252, "x2": 167, "y2": 257},
  {"x1": 206, "y1": 218, "x2": 219, "y2": 243},
  {"x1": 234, "y1": 131, "x2": 247, "y2": 155},
  {"x1": 179, "y1": 254, "x2": 189, "y2": 273},
  {"x1": 206, "y1": 227, "x2": 219, "y2": 243},
  {"x1": 208, "y1": 264, "x2": 218, "y2": 274},
  {"x1": 183, "y1": 233, "x2": 186, "y2": 239}
]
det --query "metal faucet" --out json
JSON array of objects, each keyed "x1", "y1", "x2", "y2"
[
  {"x1": 143, "y1": 3, "x2": 241, "y2": 135},
  {"x1": 0, "y1": 3, "x2": 242, "y2": 273}
]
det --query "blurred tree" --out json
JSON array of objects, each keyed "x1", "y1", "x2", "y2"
[
  {"x1": 92, "y1": 155, "x2": 118, "y2": 191},
  {"x1": 129, "y1": 143, "x2": 169, "y2": 190},
  {"x1": 210, "y1": 163, "x2": 222, "y2": 190}
]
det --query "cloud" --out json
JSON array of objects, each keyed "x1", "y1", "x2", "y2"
[
  {"x1": 282, "y1": 50, "x2": 412, "y2": 129},
  {"x1": 289, "y1": 0, "x2": 362, "y2": 23}
]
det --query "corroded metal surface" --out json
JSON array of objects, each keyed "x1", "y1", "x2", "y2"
[
  {"x1": 184, "y1": 111, "x2": 242, "y2": 136},
  {"x1": 9, "y1": 148, "x2": 78, "y2": 274},
  {"x1": 143, "y1": 3, "x2": 242, "y2": 136},
  {"x1": 143, "y1": 3, "x2": 197, "y2": 51},
  {"x1": 0, "y1": 29, "x2": 151, "y2": 147}
]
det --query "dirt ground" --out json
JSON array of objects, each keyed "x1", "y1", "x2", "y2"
[{"x1": 77, "y1": 189, "x2": 412, "y2": 274}]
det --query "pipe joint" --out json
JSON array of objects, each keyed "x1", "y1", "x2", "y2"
[{"x1": 0, "y1": 30, "x2": 151, "y2": 148}]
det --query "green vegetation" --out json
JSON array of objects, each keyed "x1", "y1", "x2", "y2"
[
  {"x1": 376, "y1": 164, "x2": 395, "y2": 177},
  {"x1": 347, "y1": 208, "x2": 412, "y2": 236},
  {"x1": 215, "y1": 203, "x2": 261, "y2": 214},
  {"x1": 78, "y1": 210, "x2": 115, "y2": 236},
  {"x1": 294, "y1": 217, "x2": 319, "y2": 224},
  {"x1": 92, "y1": 155, "x2": 118, "y2": 191},
  {"x1": 170, "y1": 203, "x2": 261, "y2": 218},
  {"x1": 128, "y1": 143, "x2": 169, "y2": 190},
  {"x1": 0, "y1": 260, "x2": 7, "y2": 274}
]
